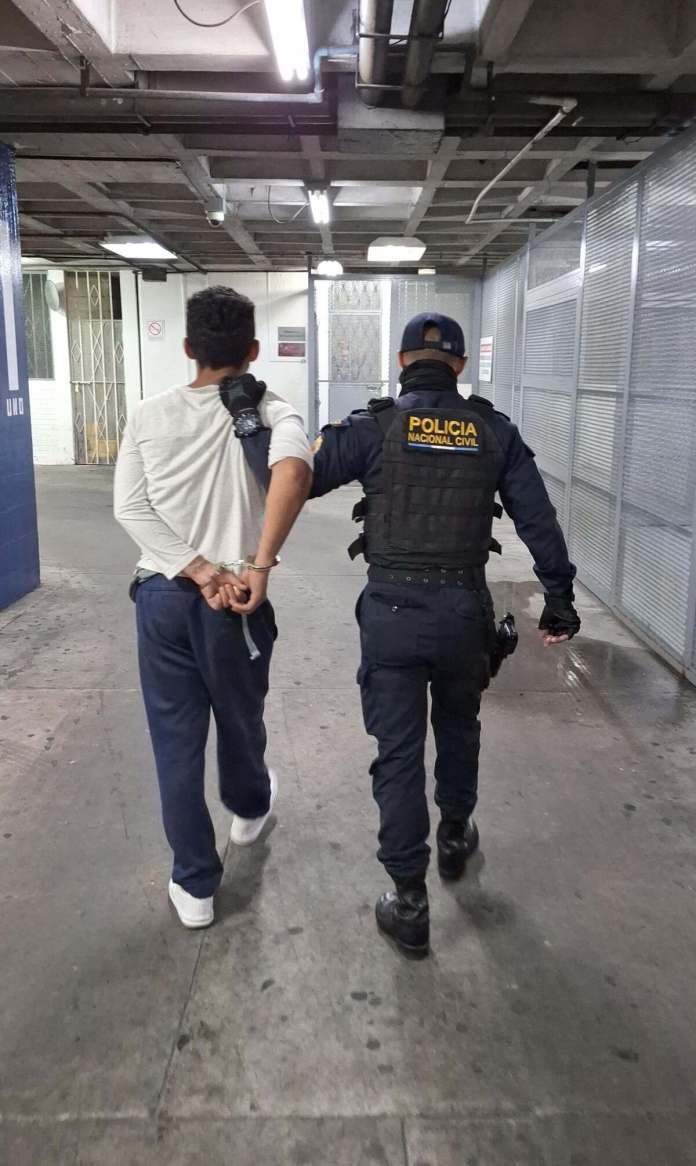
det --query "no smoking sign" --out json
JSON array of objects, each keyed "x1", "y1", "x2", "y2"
[{"x1": 147, "y1": 319, "x2": 165, "y2": 340}]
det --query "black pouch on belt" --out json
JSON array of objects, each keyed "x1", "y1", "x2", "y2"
[{"x1": 490, "y1": 612, "x2": 519, "y2": 677}]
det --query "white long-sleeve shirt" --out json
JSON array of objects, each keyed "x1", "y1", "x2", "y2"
[{"x1": 113, "y1": 383, "x2": 313, "y2": 578}]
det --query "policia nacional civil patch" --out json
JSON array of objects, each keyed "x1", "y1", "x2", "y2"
[{"x1": 403, "y1": 411, "x2": 481, "y2": 454}]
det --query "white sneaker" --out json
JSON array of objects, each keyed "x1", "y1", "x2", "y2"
[
  {"x1": 168, "y1": 879, "x2": 214, "y2": 929},
  {"x1": 230, "y1": 768, "x2": 278, "y2": 847}
]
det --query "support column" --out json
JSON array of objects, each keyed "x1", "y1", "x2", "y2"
[{"x1": 0, "y1": 143, "x2": 40, "y2": 608}]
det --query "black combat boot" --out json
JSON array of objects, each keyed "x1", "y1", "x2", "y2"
[
  {"x1": 437, "y1": 818, "x2": 479, "y2": 881},
  {"x1": 375, "y1": 875, "x2": 429, "y2": 958}
]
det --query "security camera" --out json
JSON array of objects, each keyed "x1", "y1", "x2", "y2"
[{"x1": 205, "y1": 194, "x2": 226, "y2": 228}]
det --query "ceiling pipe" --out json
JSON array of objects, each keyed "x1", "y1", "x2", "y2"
[
  {"x1": 357, "y1": 0, "x2": 395, "y2": 108},
  {"x1": 402, "y1": 0, "x2": 449, "y2": 109},
  {"x1": 0, "y1": 46, "x2": 356, "y2": 107},
  {"x1": 466, "y1": 97, "x2": 578, "y2": 224}
]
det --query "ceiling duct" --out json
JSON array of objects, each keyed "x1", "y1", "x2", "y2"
[
  {"x1": 402, "y1": 0, "x2": 449, "y2": 109},
  {"x1": 357, "y1": 0, "x2": 395, "y2": 108},
  {"x1": 0, "y1": 46, "x2": 356, "y2": 111}
]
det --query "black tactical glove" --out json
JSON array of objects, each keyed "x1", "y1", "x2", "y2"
[
  {"x1": 538, "y1": 595, "x2": 581, "y2": 640},
  {"x1": 218, "y1": 374, "x2": 269, "y2": 438}
]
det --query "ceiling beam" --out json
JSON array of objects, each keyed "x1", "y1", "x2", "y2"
[
  {"x1": 477, "y1": 0, "x2": 536, "y2": 62},
  {"x1": 404, "y1": 137, "x2": 460, "y2": 237},
  {"x1": 18, "y1": 213, "x2": 62, "y2": 235},
  {"x1": 300, "y1": 135, "x2": 332, "y2": 256},
  {"x1": 16, "y1": 158, "x2": 203, "y2": 270},
  {"x1": 648, "y1": 5, "x2": 696, "y2": 89},
  {"x1": 190, "y1": 144, "x2": 656, "y2": 163},
  {"x1": 8, "y1": 137, "x2": 661, "y2": 165},
  {"x1": 8, "y1": 0, "x2": 132, "y2": 85},
  {"x1": 19, "y1": 233, "x2": 105, "y2": 256},
  {"x1": 456, "y1": 136, "x2": 604, "y2": 267}
]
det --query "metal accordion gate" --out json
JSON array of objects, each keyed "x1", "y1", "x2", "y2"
[{"x1": 65, "y1": 271, "x2": 126, "y2": 465}]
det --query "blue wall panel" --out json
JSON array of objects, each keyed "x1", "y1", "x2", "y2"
[{"x1": 0, "y1": 143, "x2": 40, "y2": 608}]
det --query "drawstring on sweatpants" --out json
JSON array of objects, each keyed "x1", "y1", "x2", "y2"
[{"x1": 242, "y1": 614, "x2": 261, "y2": 661}]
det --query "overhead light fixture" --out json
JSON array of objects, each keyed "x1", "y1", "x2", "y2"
[
  {"x1": 307, "y1": 188, "x2": 331, "y2": 225},
  {"x1": 418, "y1": 267, "x2": 436, "y2": 275},
  {"x1": 316, "y1": 259, "x2": 343, "y2": 277},
  {"x1": 100, "y1": 236, "x2": 176, "y2": 261},
  {"x1": 264, "y1": 0, "x2": 311, "y2": 83},
  {"x1": 367, "y1": 237, "x2": 426, "y2": 264}
]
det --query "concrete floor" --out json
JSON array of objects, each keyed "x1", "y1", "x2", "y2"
[{"x1": 1, "y1": 467, "x2": 696, "y2": 1165}]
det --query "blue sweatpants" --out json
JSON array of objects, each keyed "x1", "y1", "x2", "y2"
[{"x1": 135, "y1": 575, "x2": 276, "y2": 898}]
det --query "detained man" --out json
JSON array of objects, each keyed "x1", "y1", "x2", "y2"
[{"x1": 114, "y1": 286, "x2": 312, "y2": 929}]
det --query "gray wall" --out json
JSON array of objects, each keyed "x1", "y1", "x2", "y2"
[{"x1": 480, "y1": 129, "x2": 696, "y2": 682}]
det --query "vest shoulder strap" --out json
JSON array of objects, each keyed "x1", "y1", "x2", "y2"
[
  {"x1": 467, "y1": 394, "x2": 510, "y2": 422},
  {"x1": 367, "y1": 396, "x2": 396, "y2": 441}
]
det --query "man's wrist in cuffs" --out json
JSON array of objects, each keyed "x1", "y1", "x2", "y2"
[
  {"x1": 249, "y1": 549, "x2": 280, "y2": 572},
  {"x1": 182, "y1": 555, "x2": 219, "y2": 587}
]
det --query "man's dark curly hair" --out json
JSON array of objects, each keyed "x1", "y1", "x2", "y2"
[{"x1": 186, "y1": 285, "x2": 256, "y2": 369}]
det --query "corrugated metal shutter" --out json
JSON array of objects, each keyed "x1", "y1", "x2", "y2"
[
  {"x1": 521, "y1": 295, "x2": 579, "y2": 529},
  {"x1": 615, "y1": 148, "x2": 696, "y2": 659},
  {"x1": 524, "y1": 301, "x2": 577, "y2": 377},
  {"x1": 480, "y1": 133, "x2": 696, "y2": 679},
  {"x1": 528, "y1": 218, "x2": 583, "y2": 289},
  {"x1": 569, "y1": 182, "x2": 638, "y2": 598},
  {"x1": 478, "y1": 273, "x2": 497, "y2": 402},
  {"x1": 618, "y1": 517, "x2": 692, "y2": 655},
  {"x1": 511, "y1": 257, "x2": 526, "y2": 426},
  {"x1": 492, "y1": 257, "x2": 518, "y2": 417},
  {"x1": 523, "y1": 386, "x2": 572, "y2": 477}
]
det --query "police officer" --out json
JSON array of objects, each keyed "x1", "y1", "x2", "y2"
[{"x1": 311, "y1": 313, "x2": 580, "y2": 958}]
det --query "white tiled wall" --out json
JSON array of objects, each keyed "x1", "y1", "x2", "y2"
[{"x1": 27, "y1": 271, "x2": 73, "y2": 465}]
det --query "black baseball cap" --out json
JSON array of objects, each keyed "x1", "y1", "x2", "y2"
[{"x1": 400, "y1": 312, "x2": 466, "y2": 358}]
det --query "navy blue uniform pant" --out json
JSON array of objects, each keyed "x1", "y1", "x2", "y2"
[
  {"x1": 357, "y1": 581, "x2": 494, "y2": 881},
  {"x1": 135, "y1": 576, "x2": 276, "y2": 898}
]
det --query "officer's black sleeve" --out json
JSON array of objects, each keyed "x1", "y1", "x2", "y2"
[
  {"x1": 310, "y1": 417, "x2": 383, "y2": 498},
  {"x1": 498, "y1": 426, "x2": 577, "y2": 601}
]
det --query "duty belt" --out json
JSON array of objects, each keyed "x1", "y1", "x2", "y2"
[{"x1": 367, "y1": 565, "x2": 486, "y2": 589}]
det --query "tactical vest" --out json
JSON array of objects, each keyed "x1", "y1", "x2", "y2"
[{"x1": 353, "y1": 394, "x2": 505, "y2": 571}]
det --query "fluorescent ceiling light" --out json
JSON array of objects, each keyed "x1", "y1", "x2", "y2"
[
  {"x1": 316, "y1": 259, "x2": 343, "y2": 277},
  {"x1": 418, "y1": 267, "x2": 436, "y2": 275},
  {"x1": 367, "y1": 237, "x2": 426, "y2": 263},
  {"x1": 307, "y1": 189, "x2": 331, "y2": 225},
  {"x1": 264, "y1": 0, "x2": 310, "y2": 83},
  {"x1": 101, "y1": 237, "x2": 176, "y2": 261}
]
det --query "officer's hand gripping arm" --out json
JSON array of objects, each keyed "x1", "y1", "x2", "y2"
[{"x1": 218, "y1": 374, "x2": 268, "y2": 438}]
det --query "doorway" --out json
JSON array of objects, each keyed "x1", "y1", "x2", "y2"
[
  {"x1": 315, "y1": 278, "x2": 391, "y2": 428},
  {"x1": 313, "y1": 274, "x2": 480, "y2": 429}
]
